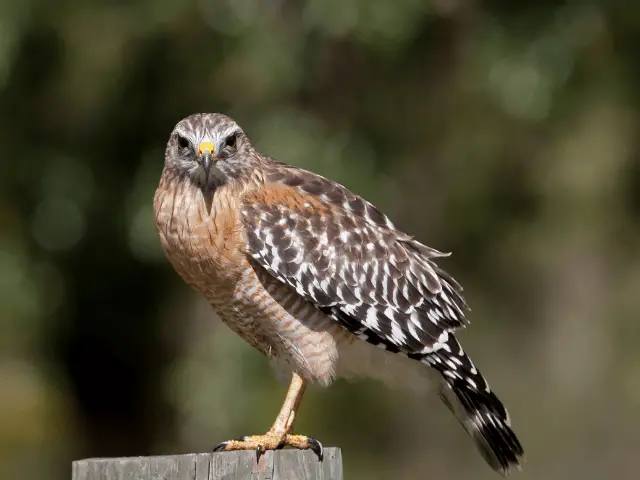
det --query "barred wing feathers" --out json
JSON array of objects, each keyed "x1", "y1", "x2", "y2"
[
  {"x1": 241, "y1": 164, "x2": 524, "y2": 475},
  {"x1": 241, "y1": 164, "x2": 468, "y2": 356}
]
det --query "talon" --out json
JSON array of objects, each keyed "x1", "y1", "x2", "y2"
[
  {"x1": 212, "y1": 432, "x2": 323, "y2": 459},
  {"x1": 213, "y1": 441, "x2": 228, "y2": 452},
  {"x1": 308, "y1": 437, "x2": 324, "y2": 461}
]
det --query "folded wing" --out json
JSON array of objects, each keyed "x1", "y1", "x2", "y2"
[{"x1": 241, "y1": 164, "x2": 468, "y2": 356}]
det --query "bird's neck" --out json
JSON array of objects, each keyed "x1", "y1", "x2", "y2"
[{"x1": 153, "y1": 170, "x2": 251, "y2": 287}]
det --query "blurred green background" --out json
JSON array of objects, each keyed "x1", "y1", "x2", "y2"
[{"x1": 1, "y1": 1, "x2": 639, "y2": 479}]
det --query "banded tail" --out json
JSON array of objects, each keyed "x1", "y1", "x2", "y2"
[{"x1": 421, "y1": 334, "x2": 524, "y2": 475}]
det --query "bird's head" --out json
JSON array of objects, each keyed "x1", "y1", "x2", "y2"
[{"x1": 164, "y1": 113, "x2": 260, "y2": 188}]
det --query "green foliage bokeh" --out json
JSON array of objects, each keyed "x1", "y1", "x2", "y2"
[{"x1": 1, "y1": 1, "x2": 639, "y2": 479}]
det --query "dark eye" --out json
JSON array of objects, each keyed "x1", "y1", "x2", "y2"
[
  {"x1": 223, "y1": 133, "x2": 237, "y2": 151},
  {"x1": 176, "y1": 134, "x2": 190, "y2": 150}
]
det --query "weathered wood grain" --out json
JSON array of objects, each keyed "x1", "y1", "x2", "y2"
[{"x1": 72, "y1": 449, "x2": 342, "y2": 480}]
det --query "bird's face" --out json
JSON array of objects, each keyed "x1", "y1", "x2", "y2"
[{"x1": 164, "y1": 113, "x2": 257, "y2": 188}]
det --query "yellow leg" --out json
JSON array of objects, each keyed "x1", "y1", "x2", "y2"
[
  {"x1": 213, "y1": 373, "x2": 323, "y2": 459},
  {"x1": 269, "y1": 371, "x2": 305, "y2": 434}
]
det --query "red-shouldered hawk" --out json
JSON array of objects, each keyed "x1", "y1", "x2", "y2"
[{"x1": 154, "y1": 113, "x2": 524, "y2": 476}]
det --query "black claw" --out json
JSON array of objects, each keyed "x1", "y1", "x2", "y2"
[
  {"x1": 213, "y1": 441, "x2": 228, "y2": 453},
  {"x1": 214, "y1": 435, "x2": 248, "y2": 452},
  {"x1": 307, "y1": 437, "x2": 323, "y2": 461},
  {"x1": 255, "y1": 443, "x2": 264, "y2": 460}
]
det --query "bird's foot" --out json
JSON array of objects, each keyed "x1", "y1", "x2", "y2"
[{"x1": 213, "y1": 432, "x2": 323, "y2": 460}]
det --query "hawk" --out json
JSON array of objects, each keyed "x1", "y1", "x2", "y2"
[{"x1": 153, "y1": 113, "x2": 524, "y2": 475}]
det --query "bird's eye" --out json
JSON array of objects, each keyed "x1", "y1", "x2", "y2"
[
  {"x1": 223, "y1": 133, "x2": 237, "y2": 153},
  {"x1": 176, "y1": 134, "x2": 190, "y2": 150}
]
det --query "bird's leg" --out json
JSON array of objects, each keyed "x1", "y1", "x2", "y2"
[{"x1": 213, "y1": 372, "x2": 323, "y2": 459}]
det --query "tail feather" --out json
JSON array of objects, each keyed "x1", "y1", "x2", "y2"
[
  {"x1": 420, "y1": 333, "x2": 524, "y2": 476},
  {"x1": 440, "y1": 380, "x2": 524, "y2": 476}
]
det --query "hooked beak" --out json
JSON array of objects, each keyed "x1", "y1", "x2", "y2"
[{"x1": 198, "y1": 141, "x2": 214, "y2": 181}]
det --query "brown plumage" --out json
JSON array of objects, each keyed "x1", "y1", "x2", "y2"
[{"x1": 153, "y1": 113, "x2": 524, "y2": 475}]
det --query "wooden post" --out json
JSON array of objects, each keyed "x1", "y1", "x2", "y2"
[{"x1": 72, "y1": 449, "x2": 342, "y2": 480}]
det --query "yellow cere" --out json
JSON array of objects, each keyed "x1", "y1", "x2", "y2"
[{"x1": 199, "y1": 141, "x2": 214, "y2": 155}]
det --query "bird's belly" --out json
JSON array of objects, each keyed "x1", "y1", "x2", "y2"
[
  {"x1": 155, "y1": 187, "x2": 342, "y2": 385},
  {"x1": 209, "y1": 265, "x2": 344, "y2": 386}
]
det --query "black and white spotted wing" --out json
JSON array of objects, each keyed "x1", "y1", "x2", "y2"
[
  {"x1": 241, "y1": 164, "x2": 469, "y2": 356},
  {"x1": 242, "y1": 163, "x2": 524, "y2": 474}
]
